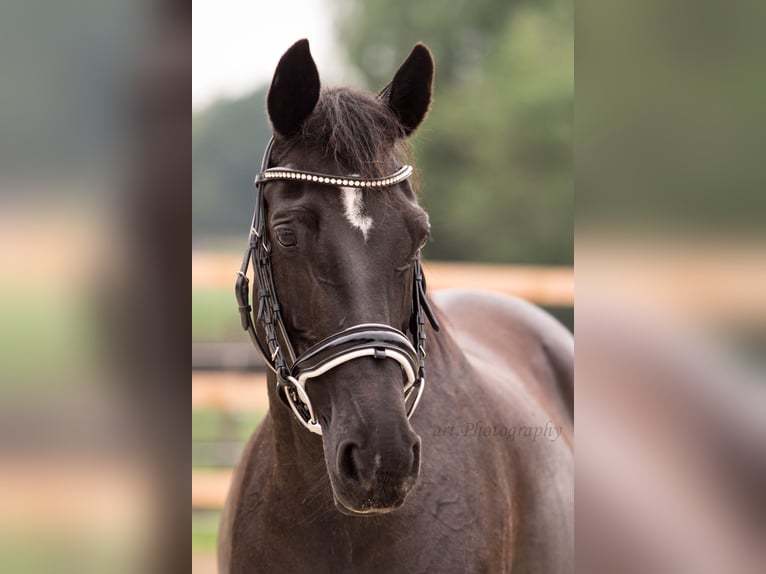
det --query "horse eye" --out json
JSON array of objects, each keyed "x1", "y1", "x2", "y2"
[{"x1": 274, "y1": 226, "x2": 297, "y2": 248}]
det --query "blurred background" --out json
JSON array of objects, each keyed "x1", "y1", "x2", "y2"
[
  {"x1": 0, "y1": 0, "x2": 762, "y2": 572},
  {"x1": 576, "y1": 1, "x2": 765, "y2": 571},
  {"x1": 1, "y1": 1, "x2": 189, "y2": 572},
  {"x1": 192, "y1": 0, "x2": 572, "y2": 570}
]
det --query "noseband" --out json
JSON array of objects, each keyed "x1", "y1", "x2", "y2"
[{"x1": 236, "y1": 137, "x2": 440, "y2": 435}]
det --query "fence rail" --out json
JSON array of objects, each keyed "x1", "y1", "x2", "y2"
[
  {"x1": 193, "y1": 372, "x2": 268, "y2": 411},
  {"x1": 193, "y1": 252, "x2": 574, "y2": 306},
  {"x1": 193, "y1": 469, "x2": 232, "y2": 509}
]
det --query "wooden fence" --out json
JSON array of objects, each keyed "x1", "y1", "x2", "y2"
[{"x1": 192, "y1": 252, "x2": 574, "y2": 306}]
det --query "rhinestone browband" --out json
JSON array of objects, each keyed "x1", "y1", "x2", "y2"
[{"x1": 255, "y1": 165, "x2": 413, "y2": 188}]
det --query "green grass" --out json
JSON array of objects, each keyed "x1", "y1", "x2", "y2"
[
  {"x1": 0, "y1": 292, "x2": 93, "y2": 383},
  {"x1": 192, "y1": 409, "x2": 266, "y2": 442},
  {"x1": 192, "y1": 511, "x2": 221, "y2": 553},
  {"x1": 0, "y1": 535, "x2": 141, "y2": 574},
  {"x1": 192, "y1": 409, "x2": 267, "y2": 468},
  {"x1": 193, "y1": 288, "x2": 242, "y2": 342}
]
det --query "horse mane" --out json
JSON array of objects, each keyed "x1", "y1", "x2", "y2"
[{"x1": 271, "y1": 87, "x2": 411, "y2": 179}]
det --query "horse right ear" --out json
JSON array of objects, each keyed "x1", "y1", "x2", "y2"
[
  {"x1": 379, "y1": 43, "x2": 434, "y2": 136},
  {"x1": 267, "y1": 39, "x2": 320, "y2": 138}
]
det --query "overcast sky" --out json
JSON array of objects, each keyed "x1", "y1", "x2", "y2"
[{"x1": 193, "y1": 0, "x2": 344, "y2": 111}]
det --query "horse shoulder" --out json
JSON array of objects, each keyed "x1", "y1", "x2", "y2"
[{"x1": 432, "y1": 288, "x2": 573, "y2": 431}]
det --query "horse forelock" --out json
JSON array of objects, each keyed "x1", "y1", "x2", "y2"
[{"x1": 272, "y1": 87, "x2": 411, "y2": 180}]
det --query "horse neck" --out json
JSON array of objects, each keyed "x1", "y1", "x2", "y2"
[
  {"x1": 423, "y1": 305, "x2": 471, "y2": 377},
  {"x1": 264, "y1": 374, "x2": 326, "y2": 479}
]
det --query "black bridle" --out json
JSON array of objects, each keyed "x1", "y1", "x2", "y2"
[{"x1": 236, "y1": 137, "x2": 440, "y2": 435}]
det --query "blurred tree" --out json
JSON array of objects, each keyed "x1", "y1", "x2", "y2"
[
  {"x1": 334, "y1": 0, "x2": 573, "y2": 263},
  {"x1": 192, "y1": 89, "x2": 270, "y2": 243},
  {"x1": 332, "y1": 0, "x2": 537, "y2": 91},
  {"x1": 0, "y1": 0, "x2": 132, "y2": 183}
]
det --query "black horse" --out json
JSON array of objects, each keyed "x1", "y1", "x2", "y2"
[{"x1": 220, "y1": 39, "x2": 573, "y2": 573}]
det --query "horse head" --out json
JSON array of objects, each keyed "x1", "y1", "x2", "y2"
[{"x1": 259, "y1": 39, "x2": 434, "y2": 515}]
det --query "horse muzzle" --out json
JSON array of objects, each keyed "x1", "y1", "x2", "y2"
[{"x1": 330, "y1": 431, "x2": 421, "y2": 515}]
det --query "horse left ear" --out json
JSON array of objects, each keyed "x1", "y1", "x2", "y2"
[
  {"x1": 267, "y1": 39, "x2": 321, "y2": 138},
  {"x1": 379, "y1": 43, "x2": 434, "y2": 136}
]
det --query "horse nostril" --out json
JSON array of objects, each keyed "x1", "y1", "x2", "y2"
[{"x1": 338, "y1": 440, "x2": 362, "y2": 484}]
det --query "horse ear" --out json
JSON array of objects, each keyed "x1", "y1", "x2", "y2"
[
  {"x1": 380, "y1": 43, "x2": 434, "y2": 136},
  {"x1": 267, "y1": 39, "x2": 320, "y2": 138}
]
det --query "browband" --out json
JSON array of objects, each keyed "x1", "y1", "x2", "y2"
[{"x1": 256, "y1": 165, "x2": 413, "y2": 188}]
